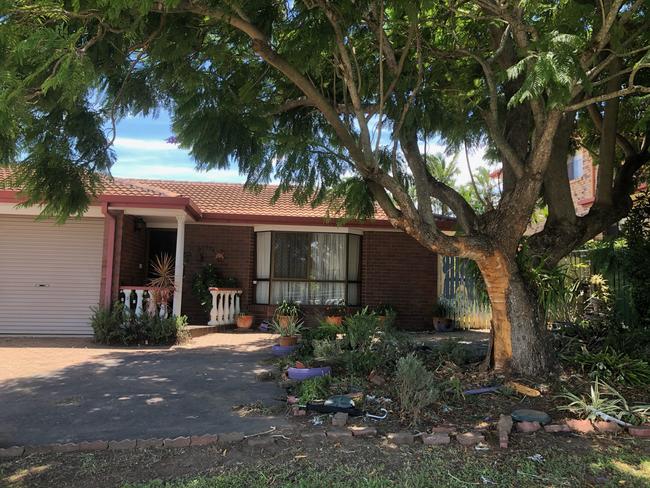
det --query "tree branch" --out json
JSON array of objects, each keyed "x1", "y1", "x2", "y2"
[{"x1": 564, "y1": 85, "x2": 650, "y2": 112}]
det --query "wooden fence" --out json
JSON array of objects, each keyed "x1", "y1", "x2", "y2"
[{"x1": 438, "y1": 256, "x2": 492, "y2": 330}]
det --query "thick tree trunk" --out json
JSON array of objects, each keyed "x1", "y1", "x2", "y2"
[{"x1": 478, "y1": 252, "x2": 554, "y2": 376}]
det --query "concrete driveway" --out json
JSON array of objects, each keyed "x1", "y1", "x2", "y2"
[{"x1": 0, "y1": 333, "x2": 287, "y2": 447}]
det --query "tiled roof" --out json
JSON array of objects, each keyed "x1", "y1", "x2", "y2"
[
  {"x1": 0, "y1": 166, "x2": 390, "y2": 221},
  {"x1": 0, "y1": 167, "x2": 172, "y2": 199},
  {"x1": 125, "y1": 178, "x2": 388, "y2": 220}
]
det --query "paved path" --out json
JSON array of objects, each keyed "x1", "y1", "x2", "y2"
[{"x1": 0, "y1": 333, "x2": 287, "y2": 447}]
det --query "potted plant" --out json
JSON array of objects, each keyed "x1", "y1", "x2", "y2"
[
  {"x1": 374, "y1": 303, "x2": 396, "y2": 325},
  {"x1": 432, "y1": 301, "x2": 454, "y2": 332},
  {"x1": 271, "y1": 317, "x2": 304, "y2": 347},
  {"x1": 236, "y1": 312, "x2": 254, "y2": 329},
  {"x1": 275, "y1": 300, "x2": 300, "y2": 327},
  {"x1": 324, "y1": 302, "x2": 346, "y2": 326},
  {"x1": 148, "y1": 253, "x2": 176, "y2": 317}
]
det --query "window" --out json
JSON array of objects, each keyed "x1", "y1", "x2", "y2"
[
  {"x1": 568, "y1": 152, "x2": 583, "y2": 180},
  {"x1": 255, "y1": 231, "x2": 361, "y2": 306}
]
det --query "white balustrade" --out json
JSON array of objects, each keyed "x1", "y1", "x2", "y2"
[
  {"x1": 134, "y1": 289, "x2": 145, "y2": 317},
  {"x1": 208, "y1": 287, "x2": 243, "y2": 326},
  {"x1": 119, "y1": 286, "x2": 173, "y2": 319}
]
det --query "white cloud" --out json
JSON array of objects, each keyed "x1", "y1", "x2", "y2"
[
  {"x1": 113, "y1": 137, "x2": 180, "y2": 151},
  {"x1": 111, "y1": 164, "x2": 244, "y2": 183}
]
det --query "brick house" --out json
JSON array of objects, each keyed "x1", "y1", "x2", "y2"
[
  {"x1": 0, "y1": 168, "x2": 454, "y2": 335},
  {"x1": 490, "y1": 148, "x2": 598, "y2": 224}
]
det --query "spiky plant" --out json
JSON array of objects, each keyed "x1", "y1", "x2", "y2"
[{"x1": 148, "y1": 253, "x2": 176, "y2": 305}]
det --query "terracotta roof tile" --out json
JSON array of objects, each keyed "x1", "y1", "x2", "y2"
[
  {"x1": 124, "y1": 178, "x2": 389, "y2": 220},
  {"x1": 1, "y1": 166, "x2": 389, "y2": 221}
]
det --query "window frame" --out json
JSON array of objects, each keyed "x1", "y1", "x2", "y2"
[
  {"x1": 568, "y1": 152, "x2": 584, "y2": 180},
  {"x1": 254, "y1": 230, "x2": 362, "y2": 305}
]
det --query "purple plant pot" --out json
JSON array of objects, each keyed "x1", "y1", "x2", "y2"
[
  {"x1": 287, "y1": 366, "x2": 332, "y2": 381},
  {"x1": 272, "y1": 344, "x2": 297, "y2": 356}
]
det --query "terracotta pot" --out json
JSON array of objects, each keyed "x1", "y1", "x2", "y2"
[
  {"x1": 325, "y1": 315, "x2": 343, "y2": 326},
  {"x1": 278, "y1": 335, "x2": 298, "y2": 347},
  {"x1": 433, "y1": 317, "x2": 454, "y2": 332},
  {"x1": 236, "y1": 315, "x2": 254, "y2": 329}
]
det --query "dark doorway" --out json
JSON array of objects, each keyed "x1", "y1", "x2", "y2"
[{"x1": 147, "y1": 229, "x2": 177, "y2": 279}]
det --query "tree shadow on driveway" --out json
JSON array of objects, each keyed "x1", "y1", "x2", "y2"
[{"x1": 0, "y1": 338, "x2": 288, "y2": 446}]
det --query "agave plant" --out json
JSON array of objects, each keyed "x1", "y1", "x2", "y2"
[
  {"x1": 148, "y1": 253, "x2": 176, "y2": 305},
  {"x1": 557, "y1": 379, "x2": 626, "y2": 421},
  {"x1": 557, "y1": 379, "x2": 650, "y2": 425}
]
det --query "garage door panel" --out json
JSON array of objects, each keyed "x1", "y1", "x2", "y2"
[{"x1": 0, "y1": 215, "x2": 104, "y2": 335}]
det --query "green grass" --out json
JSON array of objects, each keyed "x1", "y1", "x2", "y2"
[{"x1": 124, "y1": 445, "x2": 650, "y2": 488}]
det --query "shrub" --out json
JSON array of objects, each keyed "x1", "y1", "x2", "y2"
[
  {"x1": 297, "y1": 376, "x2": 332, "y2": 403},
  {"x1": 90, "y1": 305, "x2": 188, "y2": 345},
  {"x1": 570, "y1": 347, "x2": 650, "y2": 386},
  {"x1": 557, "y1": 379, "x2": 650, "y2": 425},
  {"x1": 344, "y1": 309, "x2": 379, "y2": 350},
  {"x1": 90, "y1": 305, "x2": 125, "y2": 344},
  {"x1": 394, "y1": 353, "x2": 440, "y2": 424},
  {"x1": 191, "y1": 264, "x2": 238, "y2": 313},
  {"x1": 140, "y1": 314, "x2": 189, "y2": 345},
  {"x1": 341, "y1": 350, "x2": 380, "y2": 376},
  {"x1": 312, "y1": 339, "x2": 343, "y2": 361},
  {"x1": 275, "y1": 300, "x2": 301, "y2": 317}
]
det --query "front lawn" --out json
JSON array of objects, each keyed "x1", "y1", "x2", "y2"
[{"x1": 2, "y1": 435, "x2": 648, "y2": 488}]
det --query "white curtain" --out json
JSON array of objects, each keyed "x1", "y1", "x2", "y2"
[
  {"x1": 311, "y1": 233, "x2": 346, "y2": 280},
  {"x1": 347, "y1": 234, "x2": 360, "y2": 281},
  {"x1": 271, "y1": 281, "x2": 309, "y2": 304},
  {"x1": 255, "y1": 281, "x2": 269, "y2": 304},
  {"x1": 256, "y1": 232, "x2": 271, "y2": 279},
  {"x1": 310, "y1": 282, "x2": 345, "y2": 304}
]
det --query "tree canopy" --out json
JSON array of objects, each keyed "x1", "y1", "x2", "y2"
[{"x1": 1, "y1": 0, "x2": 649, "y2": 374}]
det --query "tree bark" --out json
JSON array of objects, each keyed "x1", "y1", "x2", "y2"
[{"x1": 478, "y1": 251, "x2": 554, "y2": 376}]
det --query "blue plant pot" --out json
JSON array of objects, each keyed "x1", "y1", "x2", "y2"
[
  {"x1": 271, "y1": 344, "x2": 297, "y2": 356},
  {"x1": 287, "y1": 366, "x2": 332, "y2": 381}
]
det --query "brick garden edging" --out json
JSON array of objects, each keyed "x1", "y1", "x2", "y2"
[{"x1": 2, "y1": 421, "x2": 647, "y2": 460}]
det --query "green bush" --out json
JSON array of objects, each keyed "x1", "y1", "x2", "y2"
[
  {"x1": 343, "y1": 309, "x2": 379, "y2": 350},
  {"x1": 341, "y1": 350, "x2": 381, "y2": 376},
  {"x1": 569, "y1": 347, "x2": 650, "y2": 386},
  {"x1": 191, "y1": 264, "x2": 238, "y2": 313},
  {"x1": 90, "y1": 305, "x2": 125, "y2": 344},
  {"x1": 297, "y1": 376, "x2": 332, "y2": 403},
  {"x1": 394, "y1": 353, "x2": 440, "y2": 424},
  {"x1": 90, "y1": 305, "x2": 188, "y2": 346},
  {"x1": 312, "y1": 339, "x2": 343, "y2": 361}
]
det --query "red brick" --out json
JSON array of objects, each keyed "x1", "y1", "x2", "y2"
[
  {"x1": 163, "y1": 436, "x2": 190, "y2": 448},
  {"x1": 77, "y1": 440, "x2": 108, "y2": 451},
  {"x1": 0, "y1": 446, "x2": 24, "y2": 459},
  {"x1": 362, "y1": 232, "x2": 438, "y2": 330},
  {"x1": 181, "y1": 225, "x2": 255, "y2": 324},
  {"x1": 422, "y1": 433, "x2": 450, "y2": 445},
  {"x1": 190, "y1": 434, "x2": 219, "y2": 446},
  {"x1": 136, "y1": 438, "x2": 164, "y2": 449}
]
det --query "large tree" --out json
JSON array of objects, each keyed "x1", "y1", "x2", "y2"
[{"x1": 1, "y1": 0, "x2": 649, "y2": 375}]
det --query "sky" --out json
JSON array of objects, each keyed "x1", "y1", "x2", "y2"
[{"x1": 110, "y1": 111, "x2": 488, "y2": 185}]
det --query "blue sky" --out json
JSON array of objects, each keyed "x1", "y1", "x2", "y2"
[
  {"x1": 111, "y1": 110, "x2": 487, "y2": 185},
  {"x1": 111, "y1": 112, "x2": 244, "y2": 182}
]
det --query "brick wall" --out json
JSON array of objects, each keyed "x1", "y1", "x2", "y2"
[
  {"x1": 362, "y1": 231, "x2": 438, "y2": 330},
  {"x1": 569, "y1": 148, "x2": 597, "y2": 216},
  {"x1": 181, "y1": 224, "x2": 255, "y2": 324},
  {"x1": 118, "y1": 215, "x2": 148, "y2": 287}
]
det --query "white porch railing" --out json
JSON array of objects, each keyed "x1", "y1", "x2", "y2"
[
  {"x1": 119, "y1": 286, "x2": 171, "y2": 318},
  {"x1": 208, "y1": 287, "x2": 243, "y2": 326}
]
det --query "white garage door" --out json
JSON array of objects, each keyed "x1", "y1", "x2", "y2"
[{"x1": 0, "y1": 215, "x2": 104, "y2": 335}]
